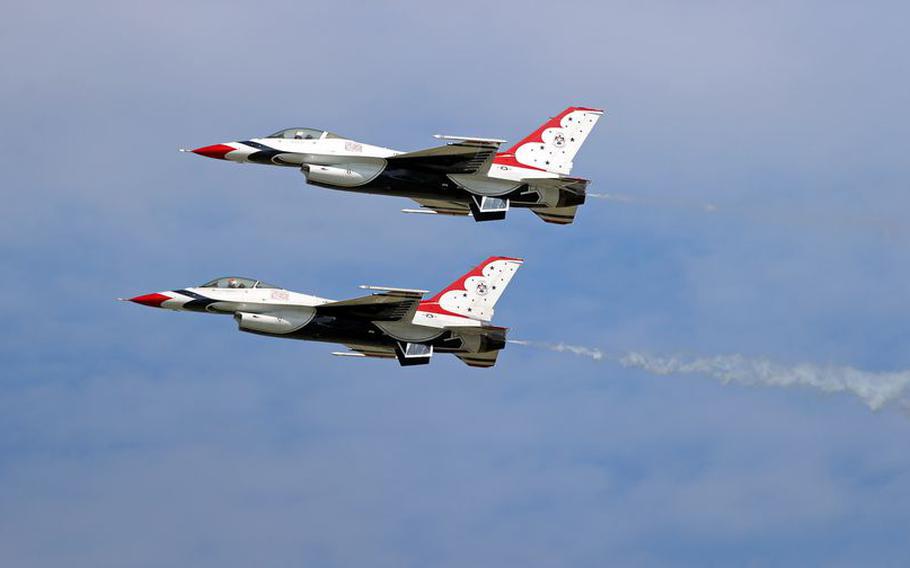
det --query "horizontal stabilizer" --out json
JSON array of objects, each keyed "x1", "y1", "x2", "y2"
[
  {"x1": 532, "y1": 205, "x2": 580, "y2": 225},
  {"x1": 456, "y1": 351, "x2": 500, "y2": 368}
]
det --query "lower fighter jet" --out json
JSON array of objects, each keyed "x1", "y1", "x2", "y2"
[
  {"x1": 186, "y1": 106, "x2": 602, "y2": 225},
  {"x1": 123, "y1": 257, "x2": 523, "y2": 367}
]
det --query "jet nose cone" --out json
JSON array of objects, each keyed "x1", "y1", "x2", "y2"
[
  {"x1": 191, "y1": 143, "x2": 236, "y2": 160},
  {"x1": 129, "y1": 293, "x2": 171, "y2": 307}
]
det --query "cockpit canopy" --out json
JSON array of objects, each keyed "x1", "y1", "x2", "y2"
[
  {"x1": 199, "y1": 277, "x2": 279, "y2": 289},
  {"x1": 265, "y1": 127, "x2": 343, "y2": 140}
]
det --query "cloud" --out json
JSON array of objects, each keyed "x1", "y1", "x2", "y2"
[{"x1": 3, "y1": 0, "x2": 910, "y2": 565}]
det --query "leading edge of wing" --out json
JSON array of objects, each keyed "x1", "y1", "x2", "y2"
[
  {"x1": 387, "y1": 142, "x2": 499, "y2": 175},
  {"x1": 317, "y1": 293, "x2": 422, "y2": 322}
]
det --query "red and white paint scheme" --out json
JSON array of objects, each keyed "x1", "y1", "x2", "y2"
[
  {"x1": 185, "y1": 106, "x2": 603, "y2": 225},
  {"x1": 413, "y1": 257, "x2": 523, "y2": 327},
  {"x1": 490, "y1": 107, "x2": 604, "y2": 179},
  {"x1": 123, "y1": 257, "x2": 523, "y2": 368}
]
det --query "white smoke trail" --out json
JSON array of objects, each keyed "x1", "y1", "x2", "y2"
[
  {"x1": 587, "y1": 192, "x2": 719, "y2": 213},
  {"x1": 509, "y1": 339, "x2": 606, "y2": 360},
  {"x1": 508, "y1": 340, "x2": 910, "y2": 411},
  {"x1": 586, "y1": 192, "x2": 909, "y2": 239}
]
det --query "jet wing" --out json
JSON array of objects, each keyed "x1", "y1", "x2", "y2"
[
  {"x1": 386, "y1": 140, "x2": 502, "y2": 175},
  {"x1": 316, "y1": 289, "x2": 425, "y2": 322},
  {"x1": 532, "y1": 205, "x2": 579, "y2": 225}
]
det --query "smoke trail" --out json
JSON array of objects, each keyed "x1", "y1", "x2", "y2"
[
  {"x1": 588, "y1": 192, "x2": 719, "y2": 213},
  {"x1": 508, "y1": 340, "x2": 910, "y2": 411},
  {"x1": 586, "y1": 191, "x2": 909, "y2": 239},
  {"x1": 509, "y1": 339, "x2": 605, "y2": 360}
]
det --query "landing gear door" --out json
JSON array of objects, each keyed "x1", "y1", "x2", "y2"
[
  {"x1": 469, "y1": 195, "x2": 509, "y2": 222},
  {"x1": 394, "y1": 342, "x2": 433, "y2": 366}
]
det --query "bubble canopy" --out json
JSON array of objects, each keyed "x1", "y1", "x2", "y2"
[
  {"x1": 264, "y1": 128, "x2": 343, "y2": 140},
  {"x1": 199, "y1": 277, "x2": 279, "y2": 289}
]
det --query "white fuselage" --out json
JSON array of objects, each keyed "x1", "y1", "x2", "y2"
[
  {"x1": 206, "y1": 133, "x2": 559, "y2": 184},
  {"x1": 160, "y1": 286, "x2": 332, "y2": 314},
  {"x1": 223, "y1": 135, "x2": 400, "y2": 166},
  {"x1": 135, "y1": 285, "x2": 480, "y2": 331}
]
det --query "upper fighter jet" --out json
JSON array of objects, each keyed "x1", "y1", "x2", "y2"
[
  {"x1": 187, "y1": 106, "x2": 602, "y2": 224},
  {"x1": 123, "y1": 257, "x2": 523, "y2": 368}
]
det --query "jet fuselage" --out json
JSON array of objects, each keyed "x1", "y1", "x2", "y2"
[
  {"x1": 126, "y1": 256, "x2": 523, "y2": 367},
  {"x1": 188, "y1": 107, "x2": 602, "y2": 224}
]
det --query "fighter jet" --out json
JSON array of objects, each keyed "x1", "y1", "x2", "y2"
[
  {"x1": 123, "y1": 257, "x2": 523, "y2": 367},
  {"x1": 186, "y1": 106, "x2": 602, "y2": 224}
]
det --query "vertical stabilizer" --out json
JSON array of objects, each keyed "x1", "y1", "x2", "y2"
[
  {"x1": 417, "y1": 257, "x2": 524, "y2": 323},
  {"x1": 493, "y1": 106, "x2": 603, "y2": 175}
]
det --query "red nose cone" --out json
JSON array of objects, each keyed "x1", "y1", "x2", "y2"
[
  {"x1": 191, "y1": 144, "x2": 235, "y2": 160},
  {"x1": 129, "y1": 293, "x2": 170, "y2": 307}
]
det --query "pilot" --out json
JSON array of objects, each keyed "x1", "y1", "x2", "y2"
[{"x1": 227, "y1": 278, "x2": 244, "y2": 289}]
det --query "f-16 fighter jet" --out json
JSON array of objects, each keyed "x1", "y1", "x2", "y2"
[
  {"x1": 123, "y1": 257, "x2": 523, "y2": 367},
  {"x1": 187, "y1": 106, "x2": 602, "y2": 224}
]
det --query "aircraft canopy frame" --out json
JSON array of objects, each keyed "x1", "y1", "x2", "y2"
[
  {"x1": 199, "y1": 277, "x2": 280, "y2": 289},
  {"x1": 264, "y1": 128, "x2": 343, "y2": 140}
]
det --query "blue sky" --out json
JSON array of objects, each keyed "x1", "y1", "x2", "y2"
[{"x1": 2, "y1": 1, "x2": 910, "y2": 566}]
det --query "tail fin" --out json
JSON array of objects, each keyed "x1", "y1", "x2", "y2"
[
  {"x1": 493, "y1": 106, "x2": 603, "y2": 175},
  {"x1": 418, "y1": 257, "x2": 524, "y2": 323},
  {"x1": 532, "y1": 205, "x2": 579, "y2": 225}
]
